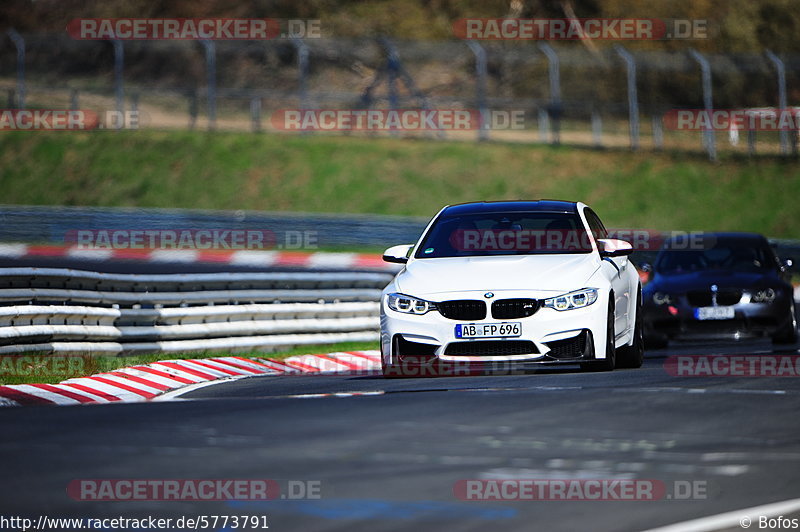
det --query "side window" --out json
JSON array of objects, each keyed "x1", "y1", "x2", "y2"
[{"x1": 584, "y1": 208, "x2": 608, "y2": 241}]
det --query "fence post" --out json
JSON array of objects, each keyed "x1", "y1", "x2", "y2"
[
  {"x1": 689, "y1": 49, "x2": 716, "y2": 161},
  {"x1": 591, "y1": 111, "x2": 603, "y2": 148},
  {"x1": 538, "y1": 109, "x2": 549, "y2": 142},
  {"x1": 188, "y1": 89, "x2": 198, "y2": 130},
  {"x1": 466, "y1": 41, "x2": 489, "y2": 141},
  {"x1": 614, "y1": 44, "x2": 639, "y2": 150},
  {"x1": 7, "y1": 29, "x2": 25, "y2": 109},
  {"x1": 201, "y1": 40, "x2": 216, "y2": 130},
  {"x1": 765, "y1": 50, "x2": 789, "y2": 156},
  {"x1": 291, "y1": 37, "x2": 309, "y2": 109},
  {"x1": 112, "y1": 40, "x2": 124, "y2": 119},
  {"x1": 250, "y1": 97, "x2": 262, "y2": 132},
  {"x1": 291, "y1": 37, "x2": 310, "y2": 135},
  {"x1": 652, "y1": 115, "x2": 663, "y2": 150},
  {"x1": 537, "y1": 42, "x2": 561, "y2": 145}
]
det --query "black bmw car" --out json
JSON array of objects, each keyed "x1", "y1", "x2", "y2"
[{"x1": 642, "y1": 232, "x2": 797, "y2": 346}]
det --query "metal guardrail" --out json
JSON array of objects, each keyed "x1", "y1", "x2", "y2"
[{"x1": 0, "y1": 268, "x2": 386, "y2": 355}]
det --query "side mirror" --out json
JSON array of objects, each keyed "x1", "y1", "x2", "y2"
[
  {"x1": 597, "y1": 238, "x2": 634, "y2": 258},
  {"x1": 382, "y1": 244, "x2": 413, "y2": 264}
]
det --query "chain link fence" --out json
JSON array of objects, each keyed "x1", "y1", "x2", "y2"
[{"x1": 2, "y1": 32, "x2": 800, "y2": 158}]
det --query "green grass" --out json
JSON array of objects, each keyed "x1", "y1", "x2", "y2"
[
  {"x1": 1, "y1": 130, "x2": 799, "y2": 238},
  {"x1": 0, "y1": 341, "x2": 380, "y2": 386}
]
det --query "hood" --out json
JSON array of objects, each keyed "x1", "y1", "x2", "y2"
[
  {"x1": 646, "y1": 269, "x2": 784, "y2": 293},
  {"x1": 395, "y1": 253, "x2": 601, "y2": 297}
]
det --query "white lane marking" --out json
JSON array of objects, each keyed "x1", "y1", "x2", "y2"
[
  {"x1": 148, "y1": 250, "x2": 199, "y2": 263},
  {"x1": 613, "y1": 387, "x2": 789, "y2": 395},
  {"x1": 643, "y1": 497, "x2": 800, "y2": 532},
  {"x1": 0, "y1": 397, "x2": 20, "y2": 407},
  {"x1": 67, "y1": 248, "x2": 114, "y2": 260},
  {"x1": 480, "y1": 468, "x2": 636, "y2": 480},
  {"x1": 0, "y1": 244, "x2": 27, "y2": 258},
  {"x1": 230, "y1": 250, "x2": 278, "y2": 266}
]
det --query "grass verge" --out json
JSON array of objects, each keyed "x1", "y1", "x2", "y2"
[
  {"x1": 0, "y1": 341, "x2": 380, "y2": 386},
  {"x1": 1, "y1": 130, "x2": 799, "y2": 238}
]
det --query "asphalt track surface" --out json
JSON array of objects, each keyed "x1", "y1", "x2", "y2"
[
  {"x1": 1, "y1": 339, "x2": 800, "y2": 532},
  {"x1": 2, "y1": 257, "x2": 799, "y2": 531}
]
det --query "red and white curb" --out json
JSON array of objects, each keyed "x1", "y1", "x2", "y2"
[
  {"x1": 0, "y1": 351, "x2": 381, "y2": 407},
  {"x1": 0, "y1": 244, "x2": 398, "y2": 271}
]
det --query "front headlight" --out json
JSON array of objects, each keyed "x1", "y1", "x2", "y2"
[
  {"x1": 544, "y1": 288, "x2": 599, "y2": 311},
  {"x1": 751, "y1": 288, "x2": 777, "y2": 303},
  {"x1": 386, "y1": 293, "x2": 437, "y2": 315},
  {"x1": 652, "y1": 292, "x2": 674, "y2": 305}
]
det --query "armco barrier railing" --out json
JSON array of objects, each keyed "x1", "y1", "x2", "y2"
[{"x1": 0, "y1": 268, "x2": 389, "y2": 355}]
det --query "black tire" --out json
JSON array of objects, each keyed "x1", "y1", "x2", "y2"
[
  {"x1": 772, "y1": 302, "x2": 798, "y2": 345},
  {"x1": 617, "y1": 288, "x2": 645, "y2": 369},
  {"x1": 581, "y1": 298, "x2": 616, "y2": 372}
]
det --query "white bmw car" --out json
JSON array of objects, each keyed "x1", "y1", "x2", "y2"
[{"x1": 380, "y1": 200, "x2": 644, "y2": 377}]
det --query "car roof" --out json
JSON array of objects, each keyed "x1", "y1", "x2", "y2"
[{"x1": 442, "y1": 200, "x2": 580, "y2": 215}]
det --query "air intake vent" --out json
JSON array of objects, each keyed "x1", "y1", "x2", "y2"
[
  {"x1": 492, "y1": 298, "x2": 540, "y2": 319},
  {"x1": 445, "y1": 340, "x2": 537, "y2": 356},
  {"x1": 437, "y1": 300, "x2": 487, "y2": 321}
]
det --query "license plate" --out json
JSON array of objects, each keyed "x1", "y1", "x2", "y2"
[
  {"x1": 455, "y1": 322, "x2": 522, "y2": 339},
  {"x1": 695, "y1": 306, "x2": 735, "y2": 320}
]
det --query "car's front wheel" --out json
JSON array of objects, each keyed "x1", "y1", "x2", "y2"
[
  {"x1": 772, "y1": 302, "x2": 798, "y2": 345},
  {"x1": 617, "y1": 288, "x2": 644, "y2": 368},
  {"x1": 581, "y1": 298, "x2": 616, "y2": 372}
]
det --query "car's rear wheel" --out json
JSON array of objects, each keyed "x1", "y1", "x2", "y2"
[
  {"x1": 617, "y1": 288, "x2": 644, "y2": 368},
  {"x1": 581, "y1": 298, "x2": 616, "y2": 372},
  {"x1": 772, "y1": 302, "x2": 798, "y2": 345}
]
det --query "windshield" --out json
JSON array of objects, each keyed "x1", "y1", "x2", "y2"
[
  {"x1": 414, "y1": 211, "x2": 593, "y2": 258},
  {"x1": 655, "y1": 242, "x2": 777, "y2": 274}
]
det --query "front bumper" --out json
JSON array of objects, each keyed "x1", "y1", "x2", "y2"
[
  {"x1": 643, "y1": 297, "x2": 793, "y2": 341},
  {"x1": 380, "y1": 290, "x2": 609, "y2": 367}
]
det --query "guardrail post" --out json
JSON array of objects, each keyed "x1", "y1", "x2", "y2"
[
  {"x1": 537, "y1": 42, "x2": 561, "y2": 145},
  {"x1": 7, "y1": 29, "x2": 25, "y2": 109},
  {"x1": 201, "y1": 40, "x2": 216, "y2": 130},
  {"x1": 765, "y1": 50, "x2": 789, "y2": 156},
  {"x1": 466, "y1": 41, "x2": 489, "y2": 141},
  {"x1": 614, "y1": 44, "x2": 639, "y2": 150},
  {"x1": 112, "y1": 40, "x2": 124, "y2": 119},
  {"x1": 689, "y1": 49, "x2": 716, "y2": 161}
]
